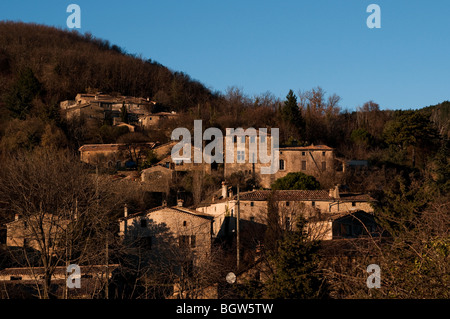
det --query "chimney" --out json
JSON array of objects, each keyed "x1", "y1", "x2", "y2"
[
  {"x1": 14, "y1": 213, "x2": 19, "y2": 221},
  {"x1": 329, "y1": 185, "x2": 340, "y2": 199},
  {"x1": 221, "y1": 181, "x2": 228, "y2": 199},
  {"x1": 177, "y1": 199, "x2": 184, "y2": 207},
  {"x1": 124, "y1": 204, "x2": 128, "y2": 218}
]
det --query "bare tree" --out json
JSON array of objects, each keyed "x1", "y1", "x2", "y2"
[{"x1": 0, "y1": 147, "x2": 114, "y2": 298}]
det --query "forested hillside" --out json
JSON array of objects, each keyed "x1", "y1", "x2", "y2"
[
  {"x1": 0, "y1": 21, "x2": 217, "y2": 112},
  {"x1": 0, "y1": 21, "x2": 448, "y2": 188}
]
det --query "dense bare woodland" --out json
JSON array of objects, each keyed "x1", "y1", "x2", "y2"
[{"x1": 0, "y1": 22, "x2": 448, "y2": 299}]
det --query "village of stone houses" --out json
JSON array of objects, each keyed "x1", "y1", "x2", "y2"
[{"x1": 0, "y1": 22, "x2": 448, "y2": 300}]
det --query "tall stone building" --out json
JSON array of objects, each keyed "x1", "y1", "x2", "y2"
[{"x1": 154, "y1": 129, "x2": 337, "y2": 188}]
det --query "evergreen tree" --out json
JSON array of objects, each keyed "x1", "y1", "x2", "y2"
[
  {"x1": 120, "y1": 102, "x2": 129, "y2": 123},
  {"x1": 281, "y1": 90, "x2": 304, "y2": 133},
  {"x1": 266, "y1": 217, "x2": 328, "y2": 299},
  {"x1": 383, "y1": 110, "x2": 439, "y2": 167},
  {"x1": 271, "y1": 172, "x2": 320, "y2": 190},
  {"x1": 432, "y1": 142, "x2": 450, "y2": 194},
  {"x1": 5, "y1": 67, "x2": 42, "y2": 119},
  {"x1": 264, "y1": 191, "x2": 283, "y2": 253},
  {"x1": 375, "y1": 173, "x2": 430, "y2": 237}
]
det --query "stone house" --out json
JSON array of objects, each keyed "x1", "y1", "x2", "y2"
[
  {"x1": 159, "y1": 128, "x2": 337, "y2": 188},
  {"x1": 0, "y1": 264, "x2": 118, "y2": 299},
  {"x1": 140, "y1": 165, "x2": 175, "y2": 194},
  {"x1": 118, "y1": 201, "x2": 214, "y2": 264},
  {"x1": 6, "y1": 213, "x2": 71, "y2": 252},
  {"x1": 307, "y1": 210, "x2": 381, "y2": 241},
  {"x1": 79, "y1": 142, "x2": 156, "y2": 168},
  {"x1": 141, "y1": 112, "x2": 179, "y2": 128},
  {"x1": 196, "y1": 184, "x2": 375, "y2": 240},
  {"x1": 60, "y1": 93, "x2": 155, "y2": 127}
]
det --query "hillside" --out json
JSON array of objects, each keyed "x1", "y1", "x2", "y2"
[
  {"x1": 0, "y1": 21, "x2": 217, "y2": 113},
  {"x1": 0, "y1": 21, "x2": 448, "y2": 177}
]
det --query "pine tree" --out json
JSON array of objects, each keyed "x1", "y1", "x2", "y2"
[
  {"x1": 281, "y1": 90, "x2": 304, "y2": 130},
  {"x1": 266, "y1": 217, "x2": 328, "y2": 299},
  {"x1": 5, "y1": 67, "x2": 42, "y2": 119},
  {"x1": 120, "y1": 102, "x2": 129, "y2": 123},
  {"x1": 264, "y1": 191, "x2": 283, "y2": 253},
  {"x1": 271, "y1": 172, "x2": 320, "y2": 190}
]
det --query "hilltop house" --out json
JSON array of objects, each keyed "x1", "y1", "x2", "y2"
[{"x1": 61, "y1": 93, "x2": 155, "y2": 127}]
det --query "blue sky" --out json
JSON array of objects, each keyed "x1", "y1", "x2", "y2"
[{"x1": 1, "y1": 0, "x2": 449, "y2": 111}]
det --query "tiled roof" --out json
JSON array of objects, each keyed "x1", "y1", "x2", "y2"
[
  {"x1": 119, "y1": 205, "x2": 214, "y2": 221},
  {"x1": 0, "y1": 265, "x2": 119, "y2": 277},
  {"x1": 235, "y1": 190, "x2": 374, "y2": 202},
  {"x1": 79, "y1": 142, "x2": 156, "y2": 152},
  {"x1": 238, "y1": 190, "x2": 330, "y2": 201},
  {"x1": 338, "y1": 193, "x2": 373, "y2": 201},
  {"x1": 77, "y1": 94, "x2": 155, "y2": 105},
  {"x1": 310, "y1": 210, "x2": 375, "y2": 221},
  {"x1": 146, "y1": 112, "x2": 178, "y2": 117},
  {"x1": 280, "y1": 145, "x2": 333, "y2": 151}
]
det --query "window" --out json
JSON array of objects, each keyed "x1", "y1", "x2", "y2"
[
  {"x1": 286, "y1": 201, "x2": 290, "y2": 207},
  {"x1": 250, "y1": 136, "x2": 256, "y2": 144},
  {"x1": 352, "y1": 202, "x2": 356, "y2": 207},
  {"x1": 140, "y1": 219, "x2": 147, "y2": 228},
  {"x1": 285, "y1": 217, "x2": 291, "y2": 230},
  {"x1": 322, "y1": 151, "x2": 326, "y2": 156},
  {"x1": 302, "y1": 151, "x2": 306, "y2": 156},
  {"x1": 279, "y1": 159, "x2": 285, "y2": 170},
  {"x1": 250, "y1": 216, "x2": 255, "y2": 222},
  {"x1": 260, "y1": 135, "x2": 266, "y2": 143},
  {"x1": 10, "y1": 276, "x2": 22, "y2": 281},
  {"x1": 179, "y1": 236, "x2": 189, "y2": 248},
  {"x1": 312, "y1": 201, "x2": 315, "y2": 207},
  {"x1": 250, "y1": 202, "x2": 254, "y2": 207},
  {"x1": 301, "y1": 161, "x2": 307, "y2": 170},
  {"x1": 175, "y1": 160, "x2": 183, "y2": 166},
  {"x1": 190, "y1": 235, "x2": 196, "y2": 248},
  {"x1": 241, "y1": 136, "x2": 246, "y2": 143},
  {"x1": 139, "y1": 236, "x2": 152, "y2": 249},
  {"x1": 183, "y1": 221, "x2": 187, "y2": 227},
  {"x1": 322, "y1": 161, "x2": 326, "y2": 171},
  {"x1": 341, "y1": 224, "x2": 352, "y2": 237},
  {"x1": 237, "y1": 150, "x2": 245, "y2": 162}
]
